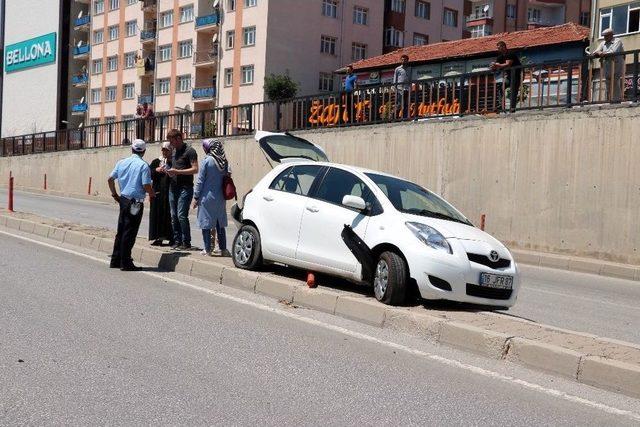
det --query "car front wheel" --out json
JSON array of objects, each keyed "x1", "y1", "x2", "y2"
[
  {"x1": 232, "y1": 224, "x2": 262, "y2": 270},
  {"x1": 373, "y1": 251, "x2": 407, "y2": 306}
]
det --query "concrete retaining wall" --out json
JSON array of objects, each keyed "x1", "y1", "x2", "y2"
[{"x1": 1, "y1": 105, "x2": 639, "y2": 265}]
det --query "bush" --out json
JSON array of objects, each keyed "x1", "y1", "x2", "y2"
[{"x1": 264, "y1": 73, "x2": 299, "y2": 101}]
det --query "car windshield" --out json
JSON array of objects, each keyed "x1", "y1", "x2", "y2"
[
  {"x1": 260, "y1": 134, "x2": 329, "y2": 163},
  {"x1": 366, "y1": 173, "x2": 472, "y2": 225}
]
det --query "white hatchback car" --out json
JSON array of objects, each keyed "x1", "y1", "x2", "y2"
[{"x1": 231, "y1": 131, "x2": 520, "y2": 307}]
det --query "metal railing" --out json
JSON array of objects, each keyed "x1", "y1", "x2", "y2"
[
  {"x1": 73, "y1": 45, "x2": 90, "y2": 56},
  {"x1": 192, "y1": 87, "x2": 216, "y2": 100},
  {"x1": 140, "y1": 30, "x2": 156, "y2": 41},
  {"x1": 466, "y1": 12, "x2": 492, "y2": 21},
  {"x1": 2, "y1": 50, "x2": 639, "y2": 158},
  {"x1": 195, "y1": 13, "x2": 219, "y2": 28},
  {"x1": 138, "y1": 94, "x2": 154, "y2": 104},
  {"x1": 74, "y1": 15, "x2": 91, "y2": 27},
  {"x1": 72, "y1": 73, "x2": 89, "y2": 86},
  {"x1": 193, "y1": 50, "x2": 218, "y2": 65}
]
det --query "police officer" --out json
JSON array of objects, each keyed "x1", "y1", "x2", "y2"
[{"x1": 108, "y1": 139, "x2": 155, "y2": 271}]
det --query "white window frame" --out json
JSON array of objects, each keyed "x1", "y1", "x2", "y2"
[
  {"x1": 92, "y1": 59, "x2": 103, "y2": 74},
  {"x1": 228, "y1": 0, "x2": 236, "y2": 12},
  {"x1": 322, "y1": 0, "x2": 338, "y2": 18},
  {"x1": 353, "y1": 6, "x2": 368, "y2": 25},
  {"x1": 178, "y1": 40, "x2": 193, "y2": 58},
  {"x1": 94, "y1": 0, "x2": 104, "y2": 14},
  {"x1": 413, "y1": 33, "x2": 428, "y2": 45},
  {"x1": 180, "y1": 5, "x2": 194, "y2": 23},
  {"x1": 159, "y1": 44, "x2": 172, "y2": 62},
  {"x1": 160, "y1": 11, "x2": 173, "y2": 28},
  {"x1": 415, "y1": 1, "x2": 430, "y2": 20},
  {"x1": 241, "y1": 65, "x2": 254, "y2": 85},
  {"x1": 443, "y1": 8, "x2": 458, "y2": 27},
  {"x1": 243, "y1": 26, "x2": 256, "y2": 46},
  {"x1": 108, "y1": 25, "x2": 119, "y2": 41},
  {"x1": 384, "y1": 27, "x2": 403, "y2": 47},
  {"x1": 224, "y1": 68, "x2": 233, "y2": 86},
  {"x1": 506, "y1": 4, "x2": 517, "y2": 19},
  {"x1": 123, "y1": 83, "x2": 135, "y2": 99},
  {"x1": 351, "y1": 42, "x2": 366, "y2": 61},
  {"x1": 177, "y1": 75, "x2": 192, "y2": 92},
  {"x1": 126, "y1": 20, "x2": 137, "y2": 37},
  {"x1": 91, "y1": 88, "x2": 101, "y2": 104},
  {"x1": 124, "y1": 52, "x2": 136, "y2": 68},
  {"x1": 105, "y1": 86, "x2": 117, "y2": 102},
  {"x1": 319, "y1": 72, "x2": 334, "y2": 92},
  {"x1": 320, "y1": 35, "x2": 337, "y2": 55},
  {"x1": 107, "y1": 55, "x2": 118, "y2": 71},
  {"x1": 226, "y1": 30, "x2": 235, "y2": 49},
  {"x1": 110, "y1": 0, "x2": 119, "y2": 10},
  {"x1": 157, "y1": 78, "x2": 170, "y2": 95},
  {"x1": 527, "y1": 7, "x2": 541, "y2": 23},
  {"x1": 127, "y1": 0, "x2": 136, "y2": 5},
  {"x1": 391, "y1": 0, "x2": 405, "y2": 13},
  {"x1": 245, "y1": 0, "x2": 257, "y2": 7},
  {"x1": 93, "y1": 29, "x2": 103, "y2": 44}
]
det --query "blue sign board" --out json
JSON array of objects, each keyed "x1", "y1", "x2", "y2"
[{"x1": 5, "y1": 32, "x2": 57, "y2": 73}]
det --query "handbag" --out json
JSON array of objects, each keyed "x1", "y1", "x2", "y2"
[{"x1": 223, "y1": 174, "x2": 237, "y2": 200}]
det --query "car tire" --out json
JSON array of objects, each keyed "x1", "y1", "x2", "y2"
[
  {"x1": 373, "y1": 251, "x2": 407, "y2": 306},
  {"x1": 232, "y1": 224, "x2": 262, "y2": 270}
]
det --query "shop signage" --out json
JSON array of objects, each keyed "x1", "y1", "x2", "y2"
[{"x1": 5, "y1": 33, "x2": 57, "y2": 73}]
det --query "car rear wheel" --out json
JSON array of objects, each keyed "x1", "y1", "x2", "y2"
[
  {"x1": 232, "y1": 224, "x2": 262, "y2": 270},
  {"x1": 373, "y1": 251, "x2": 407, "y2": 306}
]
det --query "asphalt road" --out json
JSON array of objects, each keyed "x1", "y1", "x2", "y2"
[
  {"x1": 1, "y1": 234, "x2": 639, "y2": 425},
  {"x1": 1, "y1": 189, "x2": 639, "y2": 346}
]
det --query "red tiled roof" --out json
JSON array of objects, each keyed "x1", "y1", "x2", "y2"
[{"x1": 350, "y1": 23, "x2": 589, "y2": 71}]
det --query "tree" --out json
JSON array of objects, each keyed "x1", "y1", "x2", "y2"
[{"x1": 264, "y1": 73, "x2": 299, "y2": 101}]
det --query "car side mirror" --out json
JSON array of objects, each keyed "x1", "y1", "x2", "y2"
[{"x1": 342, "y1": 195, "x2": 367, "y2": 211}]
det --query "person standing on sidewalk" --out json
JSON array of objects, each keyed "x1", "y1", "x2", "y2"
[
  {"x1": 148, "y1": 141, "x2": 173, "y2": 246},
  {"x1": 192, "y1": 139, "x2": 229, "y2": 257},
  {"x1": 108, "y1": 139, "x2": 155, "y2": 271},
  {"x1": 166, "y1": 129, "x2": 199, "y2": 250}
]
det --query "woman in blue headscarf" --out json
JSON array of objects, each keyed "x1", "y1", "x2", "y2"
[{"x1": 192, "y1": 138, "x2": 229, "y2": 256}]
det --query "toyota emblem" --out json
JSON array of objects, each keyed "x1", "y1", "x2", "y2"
[{"x1": 489, "y1": 250, "x2": 499, "y2": 262}]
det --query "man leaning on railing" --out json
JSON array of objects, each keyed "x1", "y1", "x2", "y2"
[
  {"x1": 589, "y1": 28, "x2": 625, "y2": 103},
  {"x1": 393, "y1": 54, "x2": 411, "y2": 119}
]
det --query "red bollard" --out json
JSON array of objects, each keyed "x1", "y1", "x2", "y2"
[
  {"x1": 8, "y1": 176, "x2": 14, "y2": 212},
  {"x1": 44, "y1": 173, "x2": 47, "y2": 190},
  {"x1": 480, "y1": 214, "x2": 486, "y2": 231},
  {"x1": 87, "y1": 176, "x2": 92, "y2": 195},
  {"x1": 306, "y1": 272, "x2": 317, "y2": 288}
]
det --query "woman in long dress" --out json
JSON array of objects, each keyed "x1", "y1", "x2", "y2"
[
  {"x1": 192, "y1": 139, "x2": 229, "y2": 256},
  {"x1": 148, "y1": 142, "x2": 173, "y2": 245}
]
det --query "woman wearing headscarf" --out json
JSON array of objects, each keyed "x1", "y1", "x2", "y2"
[
  {"x1": 192, "y1": 139, "x2": 229, "y2": 256},
  {"x1": 148, "y1": 142, "x2": 173, "y2": 245}
]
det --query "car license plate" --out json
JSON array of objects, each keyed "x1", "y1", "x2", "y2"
[{"x1": 479, "y1": 273, "x2": 513, "y2": 290}]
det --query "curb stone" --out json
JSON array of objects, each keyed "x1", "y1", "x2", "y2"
[
  {"x1": 335, "y1": 296, "x2": 386, "y2": 327},
  {"x1": 579, "y1": 356, "x2": 640, "y2": 399},
  {"x1": 63, "y1": 230, "x2": 84, "y2": 246},
  {"x1": 49, "y1": 227, "x2": 66, "y2": 242},
  {"x1": 506, "y1": 337, "x2": 582, "y2": 379},
  {"x1": 18, "y1": 220, "x2": 36, "y2": 234},
  {"x1": 255, "y1": 275, "x2": 298, "y2": 302},
  {"x1": 384, "y1": 309, "x2": 443, "y2": 342},
  {"x1": 292, "y1": 287, "x2": 338, "y2": 315},
  {"x1": 439, "y1": 322, "x2": 511, "y2": 360},
  {"x1": 33, "y1": 223, "x2": 51, "y2": 238},
  {"x1": 6, "y1": 216, "x2": 21, "y2": 230},
  {"x1": 192, "y1": 259, "x2": 225, "y2": 285},
  {"x1": 220, "y1": 267, "x2": 258, "y2": 292}
]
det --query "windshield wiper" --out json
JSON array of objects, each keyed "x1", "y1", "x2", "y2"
[{"x1": 405, "y1": 209, "x2": 471, "y2": 225}]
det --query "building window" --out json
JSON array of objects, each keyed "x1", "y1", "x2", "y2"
[
  {"x1": 126, "y1": 20, "x2": 137, "y2": 37},
  {"x1": 226, "y1": 30, "x2": 235, "y2": 49},
  {"x1": 353, "y1": 6, "x2": 368, "y2": 25},
  {"x1": 123, "y1": 83, "x2": 135, "y2": 99},
  {"x1": 180, "y1": 5, "x2": 194, "y2": 23},
  {"x1": 94, "y1": 0, "x2": 104, "y2": 14},
  {"x1": 384, "y1": 27, "x2": 403, "y2": 47},
  {"x1": 443, "y1": 8, "x2": 458, "y2": 27},
  {"x1": 110, "y1": 0, "x2": 119, "y2": 10},
  {"x1": 124, "y1": 52, "x2": 136, "y2": 68},
  {"x1": 506, "y1": 4, "x2": 517, "y2": 19},
  {"x1": 415, "y1": 1, "x2": 430, "y2": 19},
  {"x1": 160, "y1": 11, "x2": 173, "y2": 28},
  {"x1": 224, "y1": 68, "x2": 233, "y2": 86},
  {"x1": 579, "y1": 11, "x2": 590, "y2": 27},
  {"x1": 91, "y1": 59, "x2": 103, "y2": 74},
  {"x1": 351, "y1": 42, "x2": 366, "y2": 61},
  {"x1": 91, "y1": 89, "x2": 101, "y2": 104},
  {"x1": 228, "y1": 0, "x2": 236, "y2": 12},
  {"x1": 391, "y1": 0, "x2": 405, "y2": 13},
  {"x1": 241, "y1": 65, "x2": 254, "y2": 84},
  {"x1": 93, "y1": 29, "x2": 103, "y2": 44},
  {"x1": 157, "y1": 78, "x2": 170, "y2": 95},
  {"x1": 107, "y1": 55, "x2": 118, "y2": 71},
  {"x1": 245, "y1": 0, "x2": 257, "y2": 7},
  {"x1": 527, "y1": 8, "x2": 541, "y2": 23},
  {"x1": 243, "y1": 26, "x2": 256, "y2": 46},
  {"x1": 320, "y1": 35, "x2": 337, "y2": 55},
  {"x1": 108, "y1": 25, "x2": 119, "y2": 41},
  {"x1": 322, "y1": 0, "x2": 338, "y2": 18},
  {"x1": 159, "y1": 44, "x2": 172, "y2": 62},
  {"x1": 629, "y1": 7, "x2": 640, "y2": 33},
  {"x1": 177, "y1": 75, "x2": 192, "y2": 92},
  {"x1": 318, "y1": 72, "x2": 334, "y2": 91},
  {"x1": 105, "y1": 86, "x2": 116, "y2": 102},
  {"x1": 413, "y1": 33, "x2": 428, "y2": 45},
  {"x1": 127, "y1": 0, "x2": 136, "y2": 5},
  {"x1": 178, "y1": 40, "x2": 193, "y2": 58},
  {"x1": 469, "y1": 24, "x2": 491, "y2": 38}
]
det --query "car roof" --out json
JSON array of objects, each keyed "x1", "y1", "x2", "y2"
[{"x1": 280, "y1": 160, "x2": 403, "y2": 180}]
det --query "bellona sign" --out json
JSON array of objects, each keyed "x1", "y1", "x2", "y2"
[{"x1": 5, "y1": 33, "x2": 57, "y2": 73}]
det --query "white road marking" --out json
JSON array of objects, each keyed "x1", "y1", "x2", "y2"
[
  {"x1": 2, "y1": 228, "x2": 639, "y2": 422},
  {"x1": 523, "y1": 286, "x2": 638, "y2": 310}
]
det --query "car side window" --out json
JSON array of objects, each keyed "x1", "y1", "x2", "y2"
[
  {"x1": 268, "y1": 165, "x2": 322, "y2": 196},
  {"x1": 314, "y1": 168, "x2": 379, "y2": 213}
]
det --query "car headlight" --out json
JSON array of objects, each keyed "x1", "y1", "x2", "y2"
[{"x1": 405, "y1": 222, "x2": 452, "y2": 254}]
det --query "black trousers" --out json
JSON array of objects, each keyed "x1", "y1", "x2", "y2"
[{"x1": 111, "y1": 197, "x2": 144, "y2": 267}]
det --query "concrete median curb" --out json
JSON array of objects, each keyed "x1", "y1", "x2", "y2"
[{"x1": 2, "y1": 211, "x2": 640, "y2": 400}]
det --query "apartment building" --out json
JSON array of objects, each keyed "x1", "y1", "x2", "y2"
[{"x1": 465, "y1": 0, "x2": 592, "y2": 38}]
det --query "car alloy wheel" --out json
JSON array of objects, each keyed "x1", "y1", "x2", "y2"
[
  {"x1": 234, "y1": 230, "x2": 254, "y2": 265},
  {"x1": 373, "y1": 259, "x2": 389, "y2": 300}
]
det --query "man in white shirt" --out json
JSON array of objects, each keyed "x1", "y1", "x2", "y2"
[
  {"x1": 591, "y1": 28, "x2": 625, "y2": 102},
  {"x1": 393, "y1": 54, "x2": 410, "y2": 118}
]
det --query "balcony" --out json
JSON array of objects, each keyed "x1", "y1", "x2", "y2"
[
  {"x1": 72, "y1": 73, "x2": 89, "y2": 87},
  {"x1": 71, "y1": 101, "x2": 88, "y2": 115},
  {"x1": 192, "y1": 87, "x2": 216, "y2": 100},
  {"x1": 141, "y1": 0, "x2": 156, "y2": 11},
  {"x1": 195, "y1": 13, "x2": 219, "y2": 30},
  {"x1": 140, "y1": 24, "x2": 157, "y2": 43},
  {"x1": 73, "y1": 45, "x2": 90, "y2": 58},
  {"x1": 193, "y1": 51, "x2": 218, "y2": 67},
  {"x1": 74, "y1": 15, "x2": 90, "y2": 30},
  {"x1": 466, "y1": 12, "x2": 493, "y2": 26},
  {"x1": 138, "y1": 94, "x2": 154, "y2": 104}
]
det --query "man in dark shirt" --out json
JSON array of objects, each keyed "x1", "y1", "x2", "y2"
[
  {"x1": 166, "y1": 129, "x2": 199, "y2": 250},
  {"x1": 491, "y1": 41, "x2": 522, "y2": 111}
]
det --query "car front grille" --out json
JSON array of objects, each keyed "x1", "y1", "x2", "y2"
[
  {"x1": 467, "y1": 253, "x2": 511, "y2": 270},
  {"x1": 466, "y1": 283, "x2": 513, "y2": 300}
]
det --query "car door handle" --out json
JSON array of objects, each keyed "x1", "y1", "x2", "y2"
[
  {"x1": 263, "y1": 195, "x2": 274, "y2": 202},
  {"x1": 306, "y1": 206, "x2": 319, "y2": 213}
]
